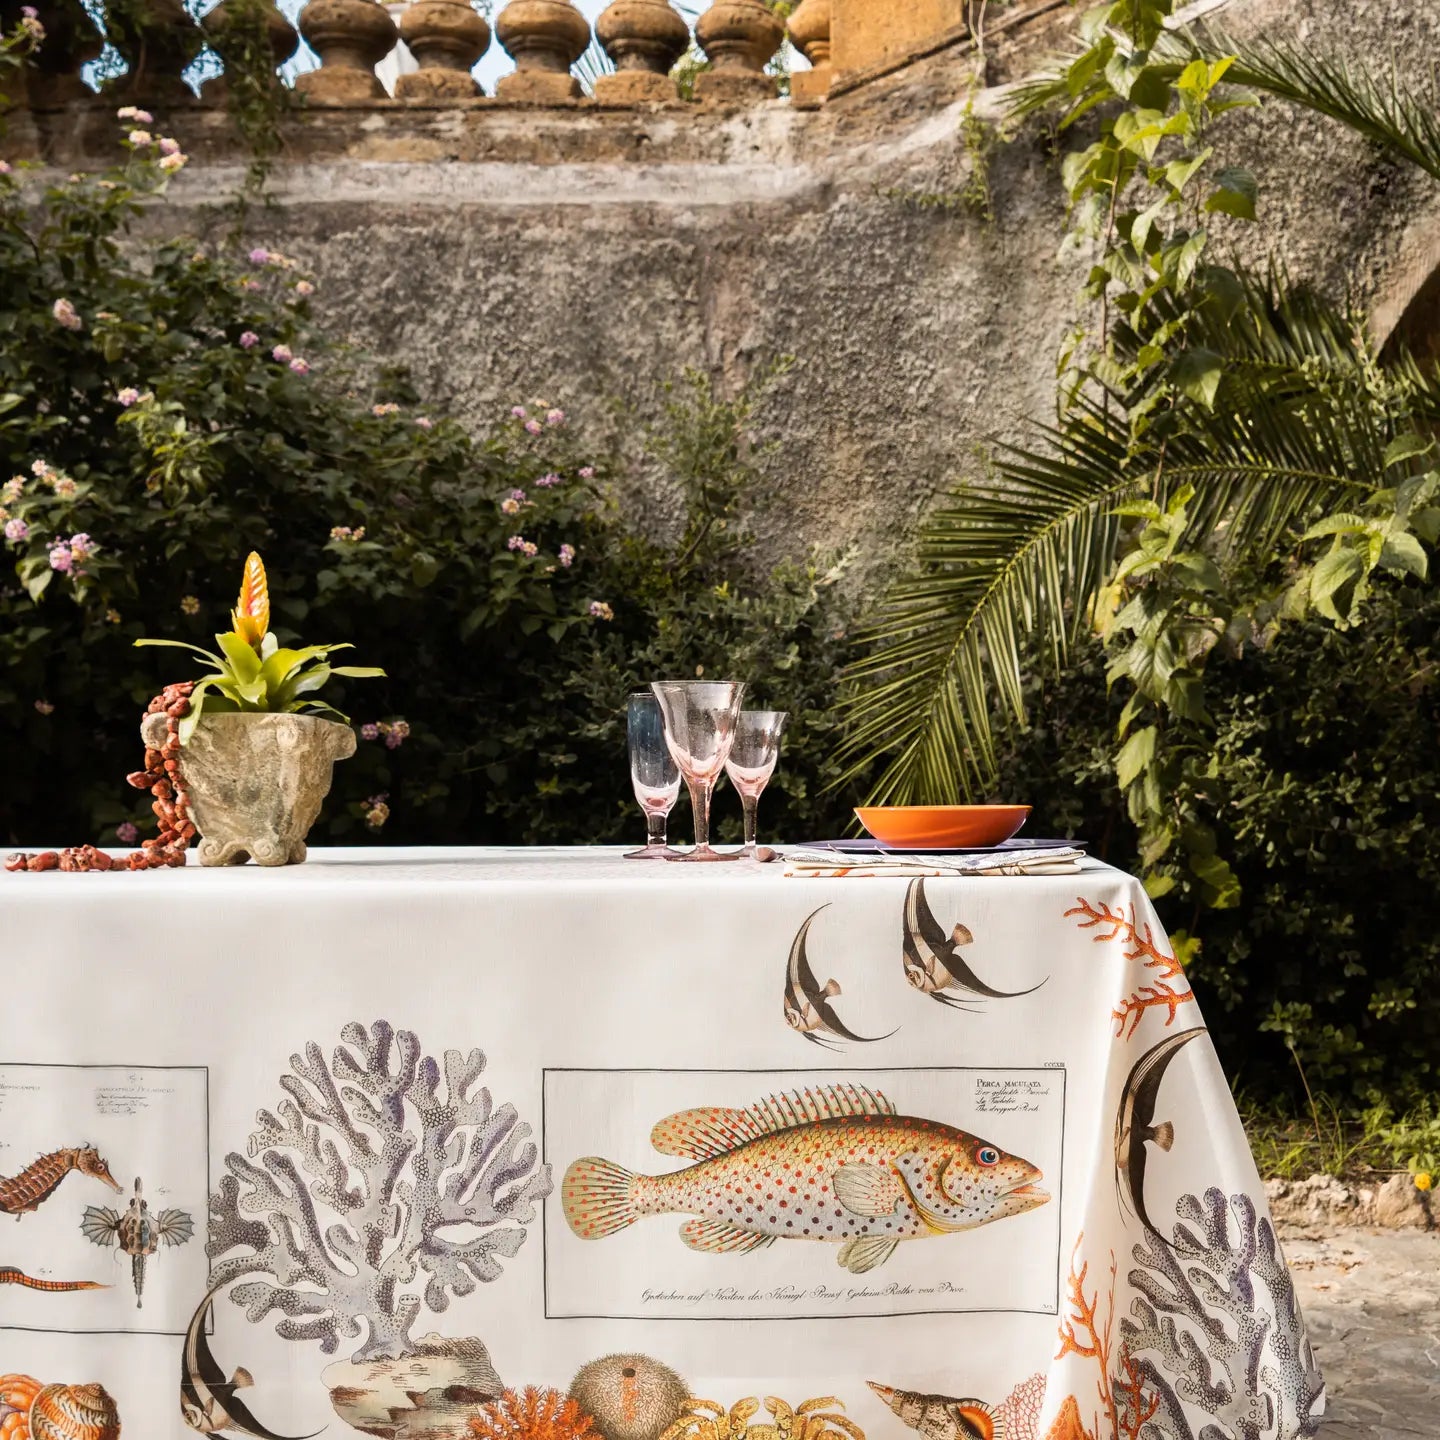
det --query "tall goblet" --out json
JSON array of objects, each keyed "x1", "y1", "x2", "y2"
[
  {"x1": 625, "y1": 691, "x2": 681, "y2": 859},
  {"x1": 725, "y1": 709, "x2": 788, "y2": 858},
  {"x1": 650, "y1": 679, "x2": 746, "y2": 862}
]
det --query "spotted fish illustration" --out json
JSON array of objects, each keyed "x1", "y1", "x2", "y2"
[
  {"x1": 562, "y1": 1083, "x2": 1048, "y2": 1274},
  {"x1": 784, "y1": 905, "x2": 895, "y2": 1048},
  {"x1": 181, "y1": 1281, "x2": 323, "y2": 1439},
  {"x1": 901, "y1": 880, "x2": 1045, "y2": 1008},
  {"x1": 1115, "y1": 1026, "x2": 1205, "y2": 1243},
  {"x1": 81, "y1": 1177, "x2": 194, "y2": 1308},
  {"x1": 866, "y1": 1383, "x2": 1004, "y2": 1440}
]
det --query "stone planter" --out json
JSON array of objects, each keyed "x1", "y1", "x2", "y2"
[
  {"x1": 141, "y1": 711, "x2": 356, "y2": 867},
  {"x1": 321, "y1": 1334, "x2": 503, "y2": 1439}
]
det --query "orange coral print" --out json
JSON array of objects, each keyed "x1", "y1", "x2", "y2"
[
  {"x1": 470, "y1": 1388, "x2": 598, "y2": 1440},
  {"x1": 1064, "y1": 899, "x2": 1195, "y2": 1039},
  {"x1": 1051, "y1": 1236, "x2": 1116, "y2": 1440}
]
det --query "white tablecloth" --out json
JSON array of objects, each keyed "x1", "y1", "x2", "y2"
[{"x1": 0, "y1": 848, "x2": 1323, "y2": 1440}]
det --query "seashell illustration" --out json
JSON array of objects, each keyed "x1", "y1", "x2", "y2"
[{"x1": 0, "y1": 1377, "x2": 120, "y2": 1440}]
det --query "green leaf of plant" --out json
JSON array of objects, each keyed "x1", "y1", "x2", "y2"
[
  {"x1": 329, "y1": 666, "x2": 386, "y2": 678},
  {"x1": 134, "y1": 638, "x2": 225, "y2": 667},
  {"x1": 1379, "y1": 530, "x2": 1428, "y2": 580},
  {"x1": 217, "y1": 631, "x2": 262, "y2": 682},
  {"x1": 1309, "y1": 548, "x2": 1365, "y2": 623},
  {"x1": 1384, "y1": 433, "x2": 1434, "y2": 469},
  {"x1": 1116, "y1": 724, "x2": 1158, "y2": 788},
  {"x1": 1171, "y1": 347, "x2": 1224, "y2": 409},
  {"x1": 1204, "y1": 165, "x2": 1258, "y2": 220}
]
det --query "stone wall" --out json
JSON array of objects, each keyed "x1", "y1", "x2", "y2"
[{"x1": 18, "y1": 0, "x2": 1440, "y2": 579}]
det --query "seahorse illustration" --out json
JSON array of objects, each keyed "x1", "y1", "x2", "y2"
[
  {"x1": 0, "y1": 1374, "x2": 122, "y2": 1440},
  {"x1": 0, "y1": 1147, "x2": 122, "y2": 1218},
  {"x1": 81, "y1": 1177, "x2": 194, "y2": 1309},
  {"x1": 0, "y1": 1270, "x2": 106, "y2": 1294}
]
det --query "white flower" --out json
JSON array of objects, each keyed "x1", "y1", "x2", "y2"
[{"x1": 158, "y1": 152, "x2": 187, "y2": 173}]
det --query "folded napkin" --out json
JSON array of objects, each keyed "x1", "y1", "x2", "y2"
[{"x1": 782, "y1": 845, "x2": 1085, "y2": 879}]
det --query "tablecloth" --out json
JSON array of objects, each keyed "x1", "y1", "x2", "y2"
[{"x1": 0, "y1": 847, "x2": 1324, "y2": 1440}]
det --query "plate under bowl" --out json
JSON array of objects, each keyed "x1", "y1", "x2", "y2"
[{"x1": 854, "y1": 804, "x2": 1031, "y2": 849}]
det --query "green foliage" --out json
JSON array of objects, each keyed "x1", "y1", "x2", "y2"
[{"x1": 0, "y1": 95, "x2": 862, "y2": 850}]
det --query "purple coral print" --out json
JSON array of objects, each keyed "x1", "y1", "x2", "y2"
[
  {"x1": 207, "y1": 1019, "x2": 553, "y2": 1361},
  {"x1": 1117, "y1": 1190, "x2": 1325, "y2": 1440}
]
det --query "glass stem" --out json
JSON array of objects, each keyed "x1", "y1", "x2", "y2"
[
  {"x1": 742, "y1": 796, "x2": 758, "y2": 850},
  {"x1": 646, "y1": 810, "x2": 667, "y2": 848},
  {"x1": 689, "y1": 778, "x2": 711, "y2": 851}
]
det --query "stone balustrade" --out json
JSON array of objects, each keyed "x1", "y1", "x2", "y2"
[{"x1": 0, "y1": 0, "x2": 841, "y2": 109}]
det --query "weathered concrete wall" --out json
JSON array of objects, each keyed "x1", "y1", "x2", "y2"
[{"x1": 31, "y1": 0, "x2": 1440, "y2": 578}]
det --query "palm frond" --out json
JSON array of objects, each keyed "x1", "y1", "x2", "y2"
[{"x1": 839, "y1": 275, "x2": 1412, "y2": 804}]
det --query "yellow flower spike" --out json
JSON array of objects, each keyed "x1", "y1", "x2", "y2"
[
  {"x1": 1415, "y1": 1172, "x2": 1433, "y2": 1192},
  {"x1": 231, "y1": 551, "x2": 270, "y2": 652}
]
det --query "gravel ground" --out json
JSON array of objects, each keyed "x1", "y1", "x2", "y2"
[{"x1": 1281, "y1": 1227, "x2": 1440, "y2": 1436}]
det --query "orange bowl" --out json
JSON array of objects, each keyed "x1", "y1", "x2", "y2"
[{"x1": 854, "y1": 804, "x2": 1031, "y2": 849}]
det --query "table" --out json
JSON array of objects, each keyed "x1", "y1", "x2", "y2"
[{"x1": 0, "y1": 848, "x2": 1324, "y2": 1440}]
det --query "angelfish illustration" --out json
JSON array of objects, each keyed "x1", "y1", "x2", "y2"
[
  {"x1": 866, "y1": 1382, "x2": 1003, "y2": 1440},
  {"x1": 181, "y1": 1280, "x2": 323, "y2": 1439},
  {"x1": 901, "y1": 880, "x2": 1045, "y2": 1008},
  {"x1": 784, "y1": 905, "x2": 896, "y2": 1049},
  {"x1": 80, "y1": 1177, "x2": 194, "y2": 1308},
  {"x1": 1115, "y1": 1026, "x2": 1206, "y2": 1242}
]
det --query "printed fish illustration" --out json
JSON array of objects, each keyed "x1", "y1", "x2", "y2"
[
  {"x1": 784, "y1": 905, "x2": 896, "y2": 1049},
  {"x1": 901, "y1": 881, "x2": 1045, "y2": 1008},
  {"x1": 1115, "y1": 1027, "x2": 1205, "y2": 1243},
  {"x1": 562, "y1": 1082, "x2": 1048, "y2": 1275},
  {"x1": 866, "y1": 1383, "x2": 1004, "y2": 1440},
  {"x1": 81, "y1": 1177, "x2": 195, "y2": 1308},
  {"x1": 181, "y1": 1281, "x2": 323, "y2": 1439}
]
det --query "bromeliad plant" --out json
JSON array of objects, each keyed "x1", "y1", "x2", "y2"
[{"x1": 136, "y1": 553, "x2": 384, "y2": 744}]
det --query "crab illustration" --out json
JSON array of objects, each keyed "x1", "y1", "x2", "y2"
[{"x1": 660, "y1": 1397, "x2": 865, "y2": 1440}]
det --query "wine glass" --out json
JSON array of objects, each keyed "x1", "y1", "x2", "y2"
[
  {"x1": 625, "y1": 691, "x2": 681, "y2": 859},
  {"x1": 725, "y1": 710, "x2": 788, "y2": 858},
  {"x1": 650, "y1": 680, "x2": 746, "y2": 862}
]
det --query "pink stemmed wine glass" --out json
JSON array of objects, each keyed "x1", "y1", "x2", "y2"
[
  {"x1": 725, "y1": 709, "x2": 788, "y2": 858},
  {"x1": 625, "y1": 691, "x2": 681, "y2": 859},
  {"x1": 650, "y1": 679, "x2": 746, "y2": 863}
]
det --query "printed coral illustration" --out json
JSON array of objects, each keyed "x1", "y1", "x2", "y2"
[
  {"x1": 1051, "y1": 1236, "x2": 1118, "y2": 1440},
  {"x1": 470, "y1": 1387, "x2": 597, "y2": 1440},
  {"x1": 208, "y1": 1019, "x2": 552, "y2": 1363},
  {"x1": 81, "y1": 1176, "x2": 195, "y2": 1308},
  {"x1": 996, "y1": 1375, "x2": 1045, "y2": 1440},
  {"x1": 568, "y1": 1355, "x2": 689, "y2": 1440},
  {"x1": 661, "y1": 1397, "x2": 863, "y2": 1440},
  {"x1": 0, "y1": 1374, "x2": 121, "y2": 1440},
  {"x1": 562, "y1": 1083, "x2": 1048, "y2": 1275},
  {"x1": 1116, "y1": 1190, "x2": 1325, "y2": 1440},
  {"x1": 1063, "y1": 899, "x2": 1195, "y2": 1039},
  {"x1": 904, "y1": 881, "x2": 1045, "y2": 1009}
]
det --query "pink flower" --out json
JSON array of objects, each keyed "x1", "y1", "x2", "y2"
[
  {"x1": 295, "y1": 280, "x2": 314, "y2": 296},
  {"x1": 521, "y1": 541, "x2": 538, "y2": 557},
  {"x1": 34, "y1": 699, "x2": 54, "y2": 716},
  {"x1": 157, "y1": 152, "x2": 187, "y2": 173},
  {"x1": 289, "y1": 357, "x2": 310, "y2": 375},
  {"x1": 249, "y1": 247, "x2": 270, "y2": 264},
  {"x1": 383, "y1": 720, "x2": 410, "y2": 750},
  {"x1": 4, "y1": 518, "x2": 27, "y2": 542},
  {"x1": 116, "y1": 387, "x2": 140, "y2": 406},
  {"x1": 0, "y1": 162, "x2": 10, "y2": 176},
  {"x1": 271, "y1": 344, "x2": 292, "y2": 363},
  {"x1": 30, "y1": 460, "x2": 50, "y2": 478},
  {"x1": 507, "y1": 535, "x2": 528, "y2": 551},
  {"x1": 52, "y1": 298, "x2": 82, "y2": 331},
  {"x1": 546, "y1": 408, "x2": 565, "y2": 426},
  {"x1": 238, "y1": 330, "x2": 259, "y2": 349},
  {"x1": 509, "y1": 488, "x2": 527, "y2": 502},
  {"x1": 361, "y1": 723, "x2": 380, "y2": 741},
  {"x1": 49, "y1": 542, "x2": 74, "y2": 573},
  {"x1": 159, "y1": 137, "x2": 181, "y2": 156},
  {"x1": 559, "y1": 543, "x2": 575, "y2": 567},
  {"x1": 365, "y1": 802, "x2": 390, "y2": 829},
  {"x1": 536, "y1": 472, "x2": 561, "y2": 487},
  {"x1": 589, "y1": 601, "x2": 614, "y2": 621},
  {"x1": 511, "y1": 406, "x2": 527, "y2": 419},
  {"x1": 21, "y1": 5, "x2": 39, "y2": 16},
  {"x1": 415, "y1": 416, "x2": 433, "y2": 429},
  {"x1": 52, "y1": 476, "x2": 76, "y2": 499},
  {"x1": 115, "y1": 822, "x2": 139, "y2": 845},
  {"x1": 238, "y1": 277, "x2": 260, "y2": 292},
  {"x1": 127, "y1": 129, "x2": 153, "y2": 147},
  {"x1": 371, "y1": 402, "x2": 399, "y2": 416},
  {"x1": 4, "y1": 477, "x2": 23, "y2": 500},
  {"x1": 579, "y1": 466, "x2": 596, "y2": 480},
  {"x1": 500, "y1": 497, "x2": 521, "y2": 516},
  {"x1": 524, "y1": 419, "x2": 542, "y2": 436},
  {"x1": 116, "y1": 107, "x2": 153, "y2": 124},
  {"x1": 68, "y1": 532, "x2": 95, "y2": 560}
]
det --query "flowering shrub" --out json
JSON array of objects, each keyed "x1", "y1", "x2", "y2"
[{"x1": 0, "y1": 76, "x2": 861, "y2": 849}]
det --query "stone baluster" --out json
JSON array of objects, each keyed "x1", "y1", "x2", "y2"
[
  {"x1": 200, "y1": 0, "x2": 300, "y2": 102},
  {"x1": 297, "y1": 0, "x2": 398, "y2": 102},
  {"x1": 694, "y1": 0, "x2": 782, "y2": 102},
  {"x1": 105, "y1": 0, "x2": 206, "y2": 106},
  {"x1": 396, "y1": 0, "x2": 491, "y2": 98},
  {"x1": 0, "y1": 0, "x2": 104, "y2": 108},
  {"x1": 494, "y1": 0, "x2": 590, "y2": 102},
  {"x1": 594, "y1": 0, "x2": 688, "y2": 103},
  {"x1": 786, "y1": 0, "x2": 830, "y2": 106}
]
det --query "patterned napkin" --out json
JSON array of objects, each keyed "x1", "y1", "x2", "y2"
[{"x1": 781, "y1": 845, "x2": 1086, "y2": 878}]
